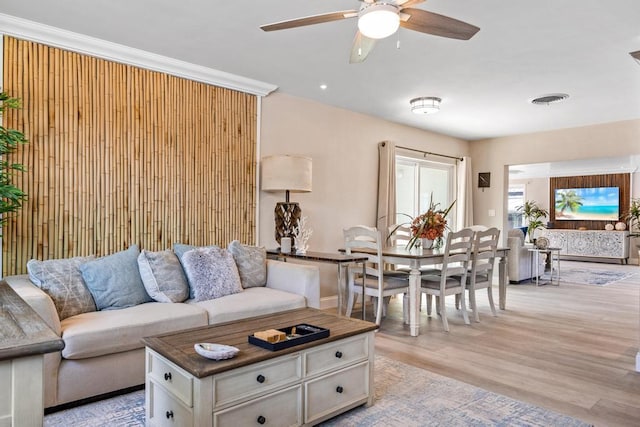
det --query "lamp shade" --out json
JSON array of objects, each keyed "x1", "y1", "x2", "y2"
[{"x1": 261, "y1": 155, "x2": 312, "y2": 193}]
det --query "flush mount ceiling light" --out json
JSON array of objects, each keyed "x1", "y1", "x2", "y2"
[
  {"x1": 410, "y1": 97, "x2": 441, "y2": 115},
  {"x1": 531, "y1": 93, "x2": 569, "y2": 105},
  {"x1": 357, "y1": 3, "x2": 400, "y2": 39}
]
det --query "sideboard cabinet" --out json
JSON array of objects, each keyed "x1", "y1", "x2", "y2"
[{"x1": 539, "y1": 229, "x2": 629, "y2": 263}]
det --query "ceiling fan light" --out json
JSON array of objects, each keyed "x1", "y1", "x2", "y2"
[
  {"x1": 358, "y1": 4, "x2": 400, "y2": 39},
  {"x1": 410, "y1": 97, "x2": 441, "y2": 115}
]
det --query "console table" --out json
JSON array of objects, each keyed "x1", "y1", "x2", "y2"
[
  {"x1": 0, "y1": 281, "x2": 65, "y2": 427},
  {"x1": 266, "y1": 249, "x2": 368, "y2": 316},
  {"x1": 539, "y1": 229, "x2": 630, "y2": 263}
]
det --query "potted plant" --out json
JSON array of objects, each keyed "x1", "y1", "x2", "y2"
[
  {"x1": 389, "y1": 195, "x2": 455, "y2": 250},
  {"x1": 517, "y1": 200, "x2": 548, "y2": 243},
  {"x1": 626, "y1": 198, "x2": 640, "y2": 233},
  {"x1": 0, "y1": 92, "x2": 28, "y2": 234}
]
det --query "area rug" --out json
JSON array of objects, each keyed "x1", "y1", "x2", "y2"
[
  {"x1": 45, "y1": 356, "x2": 589, "y2": 427},
  {"x1": 560, "y1": 267, "x2": 637, "y2": 286}
]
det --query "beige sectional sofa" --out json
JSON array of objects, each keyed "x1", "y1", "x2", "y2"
[{"x1": 6, "y1": 256, "x2": 320, "y2": 409}]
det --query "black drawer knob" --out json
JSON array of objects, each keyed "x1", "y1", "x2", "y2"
[
  {"x1": 256, "y1": 374, "x2": 266, "y2": 383},
  {"x1": 164, "y1": 372, "x2": 172, "y2": 381},
  {"x1": 335, "y1": 351, "x2": 343, "y2": 359},
  {"x1": 336, "y1": 386, "x2": 344, "y2": 394},
  {"x1": 257, "y1": 415, "x2": 266, "y2": 424},
  {"x1": 166, "y1": 410, "x2": 174, "y2": 419}
]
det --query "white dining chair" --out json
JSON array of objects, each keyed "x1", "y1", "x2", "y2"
[
  {"x1": 465, "y1": 227, "x2": 501, "y2": 322},
  {"x1": 344, "y1": 226, "x2": 410, "y2": 326},
  {"x1": 420, "y1": 228, "x2": 474, "y2": 332}
]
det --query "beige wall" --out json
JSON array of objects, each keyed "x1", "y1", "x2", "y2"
[
  {"x1": 469, "y1": 119, "x2": 640, "y2": 234},
  {"x1": 510, "y1": 177, "x2": 551, "y2": 214},
  {"x1": 259, "y1": 92, "x2": 469, "y2": 300}
]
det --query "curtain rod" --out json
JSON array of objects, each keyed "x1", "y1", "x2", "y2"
[{"x1": 396, "y1": 145, "x2": 464, "y2": 161}]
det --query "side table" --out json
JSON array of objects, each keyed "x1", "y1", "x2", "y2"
[
  {"x1": 266, "y1": 249, "x2": 368, "y2": 317},
  {"x1": 528, "y1": 247, "x2": 561, "y2": 286}
]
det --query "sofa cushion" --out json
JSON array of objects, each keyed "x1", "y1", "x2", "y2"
[
  {"x1": 60, "y1": 302, "x2": 208, "y2": 359},
  {"x1": 27, "y1": 255, "x2": 97, "y2": 320},
  {"x1": 189, "y1": 287, "x2": 306, "y2": 325},
  {"x1": 181, "y1": 246, "x2": 243, "y2": 301},
  {"x1": 227, "y1": 240, "x2": 267, "y2": 288},
  {"x1": 80, "y1": 245, "x2": 152, "y2": 310},
  {"x1": 138, "y1": 249, "x2": 189, "y2": 303}
]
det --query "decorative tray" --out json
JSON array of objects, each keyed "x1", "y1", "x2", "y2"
[{"x1": 248, "y1": 324, "x2": 330, "y2": 351}]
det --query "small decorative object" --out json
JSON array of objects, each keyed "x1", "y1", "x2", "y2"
[
  {"x1": 578, "y1": 226, "x2": 588, "y2": 231},
  {"x1": 615, "y1": 221, "x2": 626, "y2": 231},
  {"x1": 605, "y1": 223, "x2": 614, "y2": 231},
  {"x1": 280, "y1": 237, "x2": 292, "y2": 254},
  {"x1": 194, "y1": 343, "x2": 239, "y2": 360},
  {"x1": 292, "y1": 216, "x2": 313, "y2": 254},
  {"x1": 535, "y1": 236, "x2": 549, "y2": 250}
]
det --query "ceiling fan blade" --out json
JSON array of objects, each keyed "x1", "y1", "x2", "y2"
[
  {"x1": 261, "y1": 10, "x2": 357, "y2": 32},
  {"x1": 400, "y1": 8, "x2": 480, "y2": 40},
  {"x1": 349, "y1": 31, "x2": 377, "y2": 63},
  {"x1": 397, "y1": 0, "x2": 425, "y2": 8}
]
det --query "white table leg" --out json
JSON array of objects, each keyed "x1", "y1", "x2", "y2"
[
  {"x1": 409, "y1": 268, "x2": 421, "y2": 337},
  {"x1": 337, "y1": 264, "x2": 345, "y2": 315},
  {"x1": 498, "y1": 255, "x2": 507, "y2": 310}
]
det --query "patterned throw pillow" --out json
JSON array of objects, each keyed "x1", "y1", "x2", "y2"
[
  {"x1": 138, "y1": 249, "x2": 189, "y2": 303},
  {"x1": 80, "y1": 245, "x2": 152, "y2": 310},
  {"x1": 227, "y1": 240, "x2": 267, "y2": 288},
  {"x1": 181, "y1": 246, "x2": 243, "y2": 301},
  {"x1": 27, "y1": 255, "x2": 97, "y2": 320}
]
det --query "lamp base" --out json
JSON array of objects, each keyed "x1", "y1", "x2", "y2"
[{"x1": 275, "y1": 202, "x2": 301, "y2": 244}]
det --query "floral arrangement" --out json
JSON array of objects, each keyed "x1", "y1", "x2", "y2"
[{"x1": 390, "y1": 196, "x2": 455, "y2": 250}]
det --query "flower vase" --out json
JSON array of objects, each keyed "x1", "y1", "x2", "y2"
[{"x1": 421, "y1": 238, "x2": 434, "y2": 249}]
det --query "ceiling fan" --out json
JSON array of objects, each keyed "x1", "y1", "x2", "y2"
[{"x1": 260, "y1": 0, "x2": 480, "y2": 63}]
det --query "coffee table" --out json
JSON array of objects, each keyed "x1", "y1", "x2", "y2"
[{"x1": 142, "y1": 308, "x2": 377, "y2": 426}]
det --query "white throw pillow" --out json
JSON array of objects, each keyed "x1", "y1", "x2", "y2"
[
  {"x1": 181, "y1": 246, "x2": 243, "y2": 301},
  {"x1": 138, "y1": 249, "x2": 189, "y2": 303},
  {"x1": 227, "y1": 240, "x2": 267, "y2": 288}
]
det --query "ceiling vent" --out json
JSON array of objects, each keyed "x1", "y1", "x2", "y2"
[{"x1": 531, "y1": 93, "x2": 569, "y2": 105}]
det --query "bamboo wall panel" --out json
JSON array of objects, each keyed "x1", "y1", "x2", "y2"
[
  {"x1": 2, "y1": 36, "x2": 257, "y2": 275},
  {"x1": 548, "y1": 173, "x2": 630, "y2": 230}
]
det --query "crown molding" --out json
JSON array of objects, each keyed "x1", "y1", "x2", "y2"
[{"x1": 0, "y1": 13, "x2": 278, "y2": 97}]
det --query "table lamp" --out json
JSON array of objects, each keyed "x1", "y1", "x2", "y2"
[{"x1": 261, "y1": 155, "x2": 312, "y2": 244}]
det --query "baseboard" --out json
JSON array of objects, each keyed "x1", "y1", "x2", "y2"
[
  {"x1": 320, "y1": 295, "x2": 338, "y2": 310},
  {"x1": 636, "y1": 352, "x2": 640, "y2": 372}
]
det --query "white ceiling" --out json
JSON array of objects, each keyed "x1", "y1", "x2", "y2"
[{"x1": 1, "y1": 0, "x2": 640, "y2": 140}]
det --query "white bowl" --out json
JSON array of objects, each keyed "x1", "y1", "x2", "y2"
[{"x1": 194, "y1": 343, "x2": 239, "y2": 360}]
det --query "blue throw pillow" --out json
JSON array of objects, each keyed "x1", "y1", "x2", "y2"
[{"x1": 80, "y1": 245, "x2": 152, "y2": 310}]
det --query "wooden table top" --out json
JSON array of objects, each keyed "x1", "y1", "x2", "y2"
[
  {"x1": 0, "y1": 281, "x2": 65, "y2": 361},
  {"x1": 142, "y1": 308, "x2": 377, "y2": 378}
]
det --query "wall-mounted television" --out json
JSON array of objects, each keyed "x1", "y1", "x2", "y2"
[{"x1": 554, "y1": 186, "x2": 619, "y2": 221}]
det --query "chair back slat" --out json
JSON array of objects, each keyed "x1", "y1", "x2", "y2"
[{"x1": 469, "y1": 227, "x2": 501, "y2": 284}]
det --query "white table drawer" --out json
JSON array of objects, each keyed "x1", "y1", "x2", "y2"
[
  {"x1": 214, "y1": 384, "x2": 302, "y2": 427},
  {"x1": 305, "y1": 361, "x2": 369, "y2": 424},
  {"x1": 305, "y1": 335, "x2": 369, "y2": 376},
  {"x1": 213, "y1": 354, "x2": 301, "y2": 408},
  {"x1": 147, "y1": 380, "x2": 193, "y2": 427},
  {"x1": 147, "y1": 351, "x2": 193, "y2": 407}
]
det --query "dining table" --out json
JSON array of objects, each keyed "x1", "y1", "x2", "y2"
[{"x1": 343, "y1": 245, "x2": 510, "y2": 337}]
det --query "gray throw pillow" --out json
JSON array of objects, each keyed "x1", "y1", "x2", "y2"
[
  {"x1": 227, "y1": 240, "x2": 267, "y2": 288},
  {"x1": 138, "y1": 249, "x2": 189, "y2": 303},
  {"x1": 181, "y1": 246, "x2": 243, "y2": 302},
  {"x1": 80, "y1": 245, "x2": 152, "y2": 310},
  {"x1": 27, "y1": 255, "x2": 97, "y2": 320}
]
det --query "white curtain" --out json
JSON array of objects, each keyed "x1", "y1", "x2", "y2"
[
  {"x1": 376, "y1": 141, "x2": 396, "y2": 235},
  {"x1": 456, "y1": 156, "x2": 474, "y2": 229}
]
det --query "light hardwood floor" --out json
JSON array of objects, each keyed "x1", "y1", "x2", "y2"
[{"x1": 334, "y1": 260, "x2": 640, "y2": 426}]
